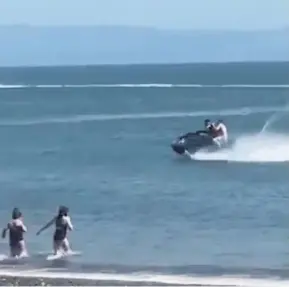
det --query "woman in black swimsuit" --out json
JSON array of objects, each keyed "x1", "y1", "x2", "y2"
[{"x1": 36, "y1": 206, "x2": 73, "y2": 255}]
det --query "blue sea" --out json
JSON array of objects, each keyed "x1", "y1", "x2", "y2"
[{"x1": 0, "y1": 62, "x2": 289, "y2": 286}]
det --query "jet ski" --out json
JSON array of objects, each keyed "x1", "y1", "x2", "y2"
[{"x1": 171, "y1": 131, "x2": 233, "y2": 155}]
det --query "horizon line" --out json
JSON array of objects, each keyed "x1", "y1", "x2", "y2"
[
  {"x1": 0, "y1": 60, "x2": 288, "y2": 69},
  {"x1": 0, "y1": 24, "x2": 288, "y2": 32}
]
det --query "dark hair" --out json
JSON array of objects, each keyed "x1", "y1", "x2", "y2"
[
  {"x1": 12, "y1": 208, "x2": 22, "y2": 220},
  {"x1": 58, "y1": 205, "x2": 69, "y2": 217}
]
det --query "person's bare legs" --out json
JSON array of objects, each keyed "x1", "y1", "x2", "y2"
[
  {"x1": 10, "y1": 241, "x2": 26, "y2": 258},
  {"x1": 61, "y1": 238, "x2": 71, "y2": 254},
  {"x1": 18, "y1": 240, "x2": 28, "y2": 257},
  {"x1": 53, "y1": 240, "x2": 62, "y2": 255}
]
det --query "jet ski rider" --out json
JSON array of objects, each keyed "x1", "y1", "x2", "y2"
[
  {"x1": 213, "y1": 119, "x2": 228, "y2": 147},
  {"x1": 196, "y1": 119, "x2": 217, "y2": 137},
  {"x1": 197, "y1": 119, "x2": 228, "y2": 148}
]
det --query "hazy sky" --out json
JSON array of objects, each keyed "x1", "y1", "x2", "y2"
[{"x1": 0, "y1": 0, "x2": 288, "y2": 30}]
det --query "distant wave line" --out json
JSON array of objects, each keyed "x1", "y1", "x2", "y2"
[
  {"x1": 0, "y1": 105, "x2": 287, "y2": 126},
  {"x1": 1, "y1": 83, "x2": 289, "y2": 89}
]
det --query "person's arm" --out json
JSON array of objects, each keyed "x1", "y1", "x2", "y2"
[
  {"x1": 65, "y1": 216, "x2": 73, "y2": 231},
  {"x1": 20, "y1": 221, "x2": 27, "y2": 232},
  {"x1": 1, "y1": 223, "x2": 10, "y2": 239},
  {"x1": 36, "y1": 217, "x2": 55, "y2": 235},
  {"x1": 1, "y1": 228, "x2": 7, "y2": 239}
]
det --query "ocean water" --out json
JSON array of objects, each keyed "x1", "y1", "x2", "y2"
[{"x1": 0, "y1": 62, "x2": 289, "y2": 286}]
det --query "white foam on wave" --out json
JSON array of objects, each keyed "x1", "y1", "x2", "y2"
[
  {"x1": 0, "y1": 83, "x2": 289, "y2": 89},
  {"x1": 0, "y1": 106, "x2": 287, "y2": 126},
  {"x1": 193, "y1": 133, "x2": 289, "y2": 163},
  {"x1": 0, "y1": 269, "x2": 288, "y2": 287},
  {"x1": 0, "y1": 84, "x2": 27, "y2": 89}
]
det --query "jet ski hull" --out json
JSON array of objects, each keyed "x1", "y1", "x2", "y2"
[{"x1": 171, "y1": 132, "x2": 233, "y2": 155}]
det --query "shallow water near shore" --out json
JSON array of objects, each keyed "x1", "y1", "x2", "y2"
[{"x1": 0, "y1": 62, "x2": 289, "y2": 286}]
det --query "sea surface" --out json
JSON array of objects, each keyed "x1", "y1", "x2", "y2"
[{"x1": 0, "y1": 62, "x2": 289, "y2": 286}]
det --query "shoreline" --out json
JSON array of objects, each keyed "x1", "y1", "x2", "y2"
[
  {"x1": 0, "y1": 272, "x2": 289, "y2": 287},
  {"x1": 0, "y1": 275, "x2": 176, "y2": 286}
]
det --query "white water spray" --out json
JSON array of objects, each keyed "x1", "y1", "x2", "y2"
[
  {"x1": 192, "y1": 107, "x2": 289, "y2": 163},
  {"x1": 193, "y1": 133, "x2": 289, "y2": 162},
  {"x1": 259, "y1": 111, "x2": 289, "y2": 134}
]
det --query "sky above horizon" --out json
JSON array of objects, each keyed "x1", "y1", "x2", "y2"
[{"x1": 0, "y1": 0, "x2": 288, "y2": 30}]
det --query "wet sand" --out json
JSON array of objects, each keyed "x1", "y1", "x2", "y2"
[{"x1": 0, "y1": 275, "x2": 179, "y2": 286}]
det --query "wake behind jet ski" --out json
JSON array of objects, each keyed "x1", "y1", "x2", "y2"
[{"x1": 171, "y1": 119, "x2": 233, "y2": 155}]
